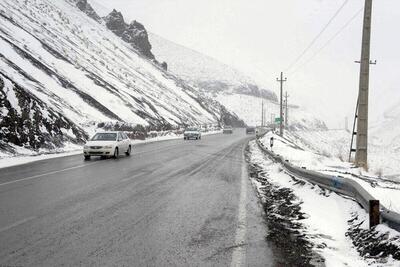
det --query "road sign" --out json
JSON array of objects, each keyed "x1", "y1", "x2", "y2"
[{"x1": 275, "y1": 117, "x2": 283, "y2": 123}]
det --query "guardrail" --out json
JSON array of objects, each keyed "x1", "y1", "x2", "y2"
[{"x1": 256, "y1": 139, "x2": 400, "y2": 231}]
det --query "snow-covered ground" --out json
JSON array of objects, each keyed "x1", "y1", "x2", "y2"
[
  {"x1": 248, "y1": 140, "x2": 400, "y2": 266},
  {"x1": 259, "y1": 130, "x2": 400, "y2": 214},
  {"x1": 292, "y1": 128, "x2": 400, "y2": 179}
]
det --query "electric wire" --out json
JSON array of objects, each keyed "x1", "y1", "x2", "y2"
[
  {"x1": 285, "y1": 0, "x2": 350, "y2": 72},
  {"x1": 290, "y1": 7, "x2": 364, "y2": 76}
]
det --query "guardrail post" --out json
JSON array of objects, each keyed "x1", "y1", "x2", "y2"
[{"x1": 369, "y1": 200, "x2": 380, "y2": 228}]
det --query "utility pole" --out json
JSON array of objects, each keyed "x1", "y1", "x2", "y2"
[
  {"x1": 276, "y1": 72, "x2": 287, "y2": 137},
  {"x1": 355, "y1": 0, "x2": 373, "y2": 169},
  {"x1": 261, "y1": 100, "x2": 264, "y2": 126},
  {"x1": 284, "y1": 91, "x2": 289, "y2": 128},
  {"x1": 263, "y1": 106, "x2": 266, "y2": 126}
]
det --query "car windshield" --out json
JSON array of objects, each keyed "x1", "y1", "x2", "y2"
[
  {"x1": 186, "y1": 128, "x2": 198, "y2": 131},
  {"x1": 91, "y1": 133, "x2": 117, "y2": 141}
]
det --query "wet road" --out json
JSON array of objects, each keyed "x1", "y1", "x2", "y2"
[{"x1": 0, "y1": 130, "x2": 275, "y2": 266}]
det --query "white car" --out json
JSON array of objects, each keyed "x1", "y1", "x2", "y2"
[
  {"x1": 183, "y1": 127, "x2": 201, "y2": 140},
  {"x1": 83, "y1": 131, "x2": 131, "y2": 160},
  {"x1": 222, "y1": 126, "x2": 233, "y2": 134}
]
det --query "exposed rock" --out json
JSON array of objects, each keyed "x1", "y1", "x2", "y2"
[
  {"x1": 0, "y1": 73, "x2": 87, "y2": 151},
  {"x1": 219, "y1": 105, "x2": 246, "y2": 127},
  {"x1": 76, "y1": 0, "x2": 101, "y2": 22},
  {"x1": 105, "y1": 9, "x2": 155, "y2": 59},
  {"x1": 161, "y1": 61, "x2": 168, "y2": 71},
  {"x1": 198, "y1": 80, "x2": 278, "y2": 102}
]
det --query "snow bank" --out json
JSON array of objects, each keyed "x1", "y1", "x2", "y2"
[
  {"x1": 248, "y1": 141, "x2": 399, "y2": 266},
  {"x1": 259, "y1": 131, "x2": 400, "y2": 219}
]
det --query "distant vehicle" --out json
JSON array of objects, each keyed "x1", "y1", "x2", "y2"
[
  {"x1": 83, "y1": 131, "x2": 131, "y2": 160},
  {"x1": 246, "y1": 126, "x2": 255, "y2": 134},
  {"x1": 184, "y1": 127, "x2": 201, "y2": 140},
  {"x1": 256, "y1": 126, "x2": 269, "y2": 137},
  {"x1": 223, "y1": 126, "x2": 233, "y2": 134}
]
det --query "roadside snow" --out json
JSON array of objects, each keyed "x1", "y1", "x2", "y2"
[
  {"x1": 260, "y1": 131, "x2": 400, "y2": 213},
  {"x1": 0, "y1": 143, "x2": 82, "y2": 169},
  {"x1": 248, "y1": 141, "x2": 399, "y2": 266}
]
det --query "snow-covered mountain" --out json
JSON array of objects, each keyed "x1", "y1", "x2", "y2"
[
  {"x1": 149, "y1": 33, "x2": 326, "y2": 130},
  {"x1": 149, "y1": 33, "x2": 277, "y2": 101},
  {"x1": 0, "y1": 0, "x2": 243, "y2": 154}
]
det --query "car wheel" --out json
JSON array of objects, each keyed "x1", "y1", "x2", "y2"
[
  {"x1": 125, "y1": 146, "x2": 131, "y2": 156},
  {"x1": 113, "y1": 147, "x2": 119, "y2": 159},
  {"x1": 84, "y1": 155, "x2": 90, "y2": 160}
]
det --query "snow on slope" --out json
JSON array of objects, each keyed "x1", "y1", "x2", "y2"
[
  {"x1": 0, "y1": 0, "x2": 237, "y2": 154},
  {"x1": 149, "y1": 33, "x2": 252, "y2": 86},
  {"x1": 367, "y1": 103, "x2": 400, "y2": 177},
  {"x1": 149, "y1": 33, "x2": 327, "y2": 130},
  {"x1": 291, "y1": 126, "x2": 400, "y2": 179},
  {"x1": 260, "y1": 130, "x2": 400, "y2": 213},
  {"x1": 215, "y1": 93, "x2": 327, "y2": 130},
  {"x1": 149, "y1": 33, "x2": 277, "y2": 100}
]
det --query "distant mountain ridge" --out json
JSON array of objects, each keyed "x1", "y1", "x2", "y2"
[
  {"x1": 149, "y1": 33, "x2": 277, "y2": 102},
  {"x1": 149, "y1": 33, "x2": 326, "y2": 130}
]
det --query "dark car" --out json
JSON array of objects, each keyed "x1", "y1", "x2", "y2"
[
  {"x1": 246, "y1": 126, "x2": 255, "y2": 134},
  {"x1": 223, "y1": 126, "x2": 233, "y2": 134}
]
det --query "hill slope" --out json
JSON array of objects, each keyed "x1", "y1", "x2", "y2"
[
  {"x1": 0, "y1": 0, "x2": 242, "y2": 154},
  {"x1": 149, "y1": 33, "x2": 326, "y2": 130},
  {"x1": 149, "y1": 33, "x2": 277, "y2": 101}
]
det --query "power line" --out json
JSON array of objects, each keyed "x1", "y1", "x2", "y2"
[
  {"x1": 285, "y1": 0, "x2": 350, "y2": 72},
  {"x1": 290, "y1": 7, "x2": 364, "y2": 76}
]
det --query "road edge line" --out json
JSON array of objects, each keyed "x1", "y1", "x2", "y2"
[{"x1": 230, "y1": 144, "x2": 248, "y2": 267}]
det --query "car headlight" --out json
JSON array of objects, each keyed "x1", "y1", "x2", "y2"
[
  {"x1": 83, "y1": 145, "x2": 89, "y2": 149},
  {"x1": 104, "y1": 145, "x2": 113, "y2": 149}
]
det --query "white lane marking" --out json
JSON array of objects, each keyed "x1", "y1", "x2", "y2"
[
  {"x1": 0, "y1": 216, "x2": 36, "y2": 233},
  {"x1": 120, "y1": 171, "x2": 148, "y2": 182},
  {"x1": 0, "y1": 162, "x2": 100, "y2": 187},
  {"x1": 230, "y1": 146, "x2": 248, "y2": 267}
]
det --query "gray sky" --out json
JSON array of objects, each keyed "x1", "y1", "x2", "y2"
[{"x1": 90, "y1": 0, "x2": 400, "y2": 128}]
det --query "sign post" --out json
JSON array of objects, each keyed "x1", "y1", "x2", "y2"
[{"x1": 270, "y1": 137, "x2": 274, "y2": 151}]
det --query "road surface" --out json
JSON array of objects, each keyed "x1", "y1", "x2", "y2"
[{"x1": 0, "y1": 130, "x2": 275, "y2": 266}]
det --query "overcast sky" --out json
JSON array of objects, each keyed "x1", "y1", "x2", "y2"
[{"x1": 90, "y1": 0, "x2": 400, "y2": 128}]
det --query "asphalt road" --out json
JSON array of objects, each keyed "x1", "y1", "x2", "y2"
[{"x1": 0, "y1": 130, "x2": 275, "y2": 266}]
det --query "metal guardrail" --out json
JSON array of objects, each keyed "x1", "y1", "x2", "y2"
[{"x1": 256, "y1": 139, "x2": 400, "y2": 231}]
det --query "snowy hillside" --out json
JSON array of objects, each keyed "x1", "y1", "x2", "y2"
[
  {"x1": 289, "y1": 127, "x2": 400, "y2": 181},
  {"x1": 149, "y1": 33, "x2": 277, "y2": 101},
  {"x1": 0, "y1": 0, "x2": 242, "y2": 154},
  {"x1": 149, "y1": 33, "x2": 326, "y2": 130},
  {"x1": 215, "y1": 93, "x2": 327, "y2": 130}
]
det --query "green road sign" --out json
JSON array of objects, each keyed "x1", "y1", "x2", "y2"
[{"x1": 275, "y1": 117, "x2": 282, "y2": 123}]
